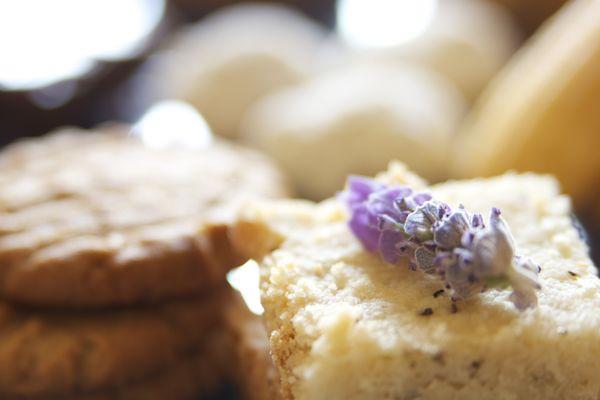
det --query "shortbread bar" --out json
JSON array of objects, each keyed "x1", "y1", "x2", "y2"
[{"x1": 237, "y1": 164, "x2": 600, "y2": 400}]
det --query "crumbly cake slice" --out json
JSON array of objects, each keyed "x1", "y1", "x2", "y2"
[{"x1": 240, "y1": 163, "x2": 600, "y2": 400}]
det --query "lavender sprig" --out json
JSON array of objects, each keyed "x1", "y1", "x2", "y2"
[{"x1": 343, "y1": 176, "x2": 541, "y2": 310}]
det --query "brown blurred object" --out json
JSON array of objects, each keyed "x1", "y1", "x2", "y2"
[
  {"x1": 170, "y1": 0, "x2": 334, "y2": 24},
  {"x1": 224, "y1": 290, "x2": 281, "y2": 400},
  {"x1": 0, "y1": 62, "x2": 141, "y2": 146},
  {"x1": 453, "y1": 0, "x2": 600, "y2": 210},
  {"x1": 489, "y1": 0, "x2": 568, "y2": 34},
  {"x1": 0, "y1": 0, "x2": 172, "y2": 146}
]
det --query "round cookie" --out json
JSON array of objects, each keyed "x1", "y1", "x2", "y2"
[
  {"x1": 23, "y1": 327, "x2": 231, "y2": 400},
  {"x1": 0, "y1": 128, "x2": 289, "y2": 307},
  {"x1": 54, "y1": 352, "x2": 224, "y2": 400},
  {"x1": 0, "y1": 288, "x2": 230, "y2": 399}
]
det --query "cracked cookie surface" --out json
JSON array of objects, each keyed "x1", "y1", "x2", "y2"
[
  {"x1": 0, "y1": 128, "x2": 289, "y2": 307},
  {"x1": 0, "y1": 286, "x2": 235, "y2": 399}
]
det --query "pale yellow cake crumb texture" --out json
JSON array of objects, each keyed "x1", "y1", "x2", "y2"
[{"x1": 251, "y1": 163, "x2": 600, "y2": 400}]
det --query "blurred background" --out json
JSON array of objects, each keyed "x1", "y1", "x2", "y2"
[
  {"x1": 0, "y1": 0, "x2": 560, "y2": 142},
  {"x1": 1, "y1": 0, "x2": 599, "y2": 261}
]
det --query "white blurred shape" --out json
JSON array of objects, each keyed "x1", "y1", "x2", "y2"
[
  {"x1": 132, "y1": 100, "x2": 213, "y2": 149},
  {"x1": 241, "y1": 62, "x2": 467, "y2": 200},
  {"x1": 147, "y1": 3, "x2": 328, "y2": 138},
  {"x1": 227, "y1": 261, "x2": 264, "y2": 315},
  {"x1": 82, "y1": 0, "x2": 164, "y2": 60},
  {"x1": 0, "y1": 0, "x2": 164, "y2": 90},
  {"x1": 336, "y1": 0, "x2": 520, "y2": 100},
  {"x1": 337, "y1": 0, "x2": 437, "y2": 48}
]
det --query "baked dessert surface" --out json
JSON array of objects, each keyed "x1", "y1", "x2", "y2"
[
  {"x1": 0, "y1": 286, "x2": 234, "y2": 399},
  {"x1": 16, "y1": 338, "x2": 226, "y2": 400},
  {"x1": 0, "y1": 127, "x2": 289, "y2": 307},
  {"x1": 224, "y1": 286, "x2": 281, "y2": 400},
  {"x1": 242, "y1": 163, "x2": 600, "y2": 400}
]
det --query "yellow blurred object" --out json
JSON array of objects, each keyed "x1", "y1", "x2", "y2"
[{"x1": 453, "y1": 0, "x2": 600, "y2": 208}]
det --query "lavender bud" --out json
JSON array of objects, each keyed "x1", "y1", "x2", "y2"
[
  {"x1": 343, "y1": 176, "x2": 540, "y2": 311},
  {"x1": 471, "y1": 213, "x2": 484, "y2": 228},
  {"x1": 379, "y1": 229, "x2": 407, "y2": 264},
  {"x1": 348, "y1": 204, "x2": 380, "y2": 252},
  {"x1": 472, "y1": 210, "x2": 515, "y2": 277},
  {"x1": 508, "y1": 257, "x2": 541, "y2": 310},
  {"x1": 413, "y1": 192, "x2": 433, "y2": 206},
  {"x1": 434, "y1": 209, "x2": 471, "y2": 249},
  {"x1": 445, "y1": 257, "x2": 483, "y2": 299},
  {"x1": 396, "y1": 196, "x2": 417, "y2": 212},
  {"x1": 345, "y1": 176, "x2": 383, "y2": 208},
  {"x1": 415, "y1": 246, "x2": 436, "y2": 273},
  {"x1": 405, "y1": 201, "x2": 448, "y2": 241}
]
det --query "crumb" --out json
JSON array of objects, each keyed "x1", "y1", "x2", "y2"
[
  {"x1": 432, "y1": 353, "x2": 445, "y2": 365},
  {"x1": 558, "y1": 328, "x2": 568, "y2": 336},
  {"x1": 469, "y1": 360, "x2": 482, "y2": 377}
]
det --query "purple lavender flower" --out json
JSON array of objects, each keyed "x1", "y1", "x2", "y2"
[
  {"x1": 509, "y1": 257, "x2": 542, "y2": 310},
  {"x1": 344, "y1": 176, "x2": 383, "y2": 252},
  {"x1": 433, "y1": 206, "x2": 471, "y2": 249},
  {"x1": 345, "y1": 176, "x2": 384, "y2": 209},
  {"x1": 405, "y1": 201, "x2": 449, "y2": 241},
  {"x1": 414, "y1": 246, "x2": 436, "y2": 273},
  {"x1": 343, "y1": 176, "x2": 541, "y2": 310},
  {"x1": 344, "y1": 176, "x2": 430, "y2": 259},
  {"x1": 379, "y1": 229, "x2": 409, "y2": 264}
]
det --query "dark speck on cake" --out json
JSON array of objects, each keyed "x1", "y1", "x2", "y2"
[{"x1": 419, "y1": 308, "x2": 434, "y2": 316}]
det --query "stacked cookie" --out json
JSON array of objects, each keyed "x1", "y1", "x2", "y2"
[{"x1": 0, "y1": 127, "x2": 288, "y2": 399}]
